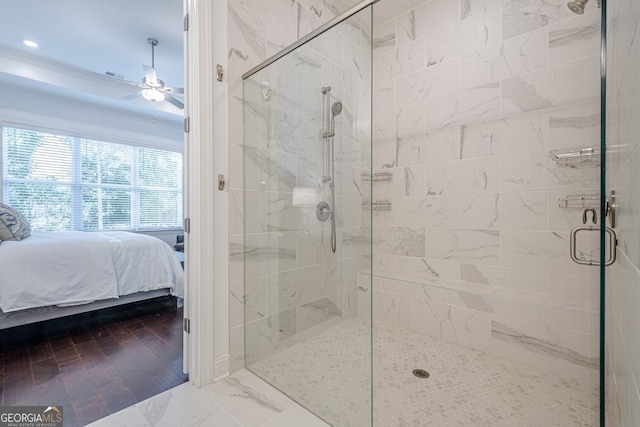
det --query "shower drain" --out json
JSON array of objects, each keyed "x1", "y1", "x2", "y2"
[{"x1": 412, "y1": 369, "x2": 430, "y2": 379}]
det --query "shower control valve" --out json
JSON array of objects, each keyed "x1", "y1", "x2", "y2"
[{"x1": 316, "y1": 201, "x2": 332, "y2": 222}]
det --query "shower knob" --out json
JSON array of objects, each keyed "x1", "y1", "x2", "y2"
[{"x1": 316, "y1": 202, "x2": 332, "y2": 222}]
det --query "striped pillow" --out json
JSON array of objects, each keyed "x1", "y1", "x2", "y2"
[{"x1": 0, "y1": 203, "x2": 31, "y2": 241}]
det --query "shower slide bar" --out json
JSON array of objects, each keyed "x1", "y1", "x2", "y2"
[{"x1": 242, "y1": 0, "x2": 380, "y2": 80}]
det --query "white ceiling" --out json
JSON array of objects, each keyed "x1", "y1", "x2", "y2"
[{"x1": 0, "y1": 0, "x2": 184, "y2": 117}]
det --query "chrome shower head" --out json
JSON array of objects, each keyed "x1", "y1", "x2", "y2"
[
  {"x1": 567, "y1": 0, "x2": 588, "y2": 14},
  {"x1": 331, "y1": 101, "x2": 342, "y2": 117}
]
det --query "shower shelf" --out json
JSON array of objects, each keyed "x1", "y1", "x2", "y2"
[
  {"x1": 362, "y1": 200, "x2": 392, "y2": 211},
  {"x1": 361, "y1": 171, "x2": 393, "y2": 182},
  {"x1": 554, "y1": 147, "x2": 601, "y2": 167},
  {"x1": 558, "y1": 194, "x2": 600, "y2": 209}
]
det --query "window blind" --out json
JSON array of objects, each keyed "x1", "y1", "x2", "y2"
[{"x1": 2, "y1": 126, "x2": 183, "y2": 232}]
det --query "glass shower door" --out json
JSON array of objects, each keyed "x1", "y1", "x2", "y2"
[{"x1": 242, "y1": 6, "x2": 373, "y2": 427}]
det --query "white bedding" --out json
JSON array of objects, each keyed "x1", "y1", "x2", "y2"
[{"x1": 0, "y1": 231, "x2": 184, "y2": 313}]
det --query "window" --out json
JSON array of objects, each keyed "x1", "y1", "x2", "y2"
[{"x1": 2, "y1": 126, "x2": 183, "y2": 232}]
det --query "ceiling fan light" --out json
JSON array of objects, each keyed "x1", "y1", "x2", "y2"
[{"x1": 141, "y1": 88, "x2": 165, "y2": 102}]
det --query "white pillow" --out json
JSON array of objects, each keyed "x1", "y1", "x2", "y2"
[{"x1": 0, "y1": 203, "x2": 31, "y2": 241}]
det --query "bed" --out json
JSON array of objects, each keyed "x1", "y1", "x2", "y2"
[{"x1": 0, "y1": 231, "x2": 184, "y2": 329}]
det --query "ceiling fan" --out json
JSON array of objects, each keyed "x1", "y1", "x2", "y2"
[{"x1": 123, "y1": 38, "x2": 183, "y2": 109}]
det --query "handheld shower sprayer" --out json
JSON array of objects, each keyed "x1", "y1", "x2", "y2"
[{"x1": 317, "y1": 89, "x2": 341, "y2": 253}]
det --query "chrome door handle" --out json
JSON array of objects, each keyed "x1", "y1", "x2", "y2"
[{"x1": 570, "y1": 226, "x2": 617, "y2": 266}]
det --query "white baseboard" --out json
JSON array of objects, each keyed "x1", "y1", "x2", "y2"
[{"x1": 213, "y1": 355, "x2": 230, "y2": 382}]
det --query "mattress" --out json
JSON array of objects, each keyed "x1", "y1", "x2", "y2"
[{"x1": 0, "y1": 231, "x2": 184, "y2": 313}]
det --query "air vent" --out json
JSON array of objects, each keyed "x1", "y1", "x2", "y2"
[{"x1": 104, "y1": 71, "x2": 126, "y2": 80}]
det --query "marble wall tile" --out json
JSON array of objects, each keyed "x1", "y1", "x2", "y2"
[
  {"x1": 501, "y1": 231, "x2": 596, "y2": 275},
  {"x1": 374, "y1": 37, "x2": 427, "y2": 83},
  {"x1": 426, "y1": 229, "x2": 500, "y2": 265},
  {"x1": 245, "y1": 308, "x2": 298, "y2": 365},
  {"x1": 230, "y1": 277, "x2": 268, "y2": 329},
  {"x1": 243, "y1": 146, "x2": 297, "y2": 192},
  {"x1": 395, "y1": 0, "x2": 460, "y2": 46},
  {"x1": 448, "y1": 290, "x2": 544, "y2": 322},
  {"x1": 374, "y1": 290, "x2": 411, "y2": 327},
  {"x1": 460, "y1": 110, "x2": 548, "y2": 158},
  {"x1": 267, "y1": 192, "x2": 301, "y2": 232},
  {"x1": 341, "y1": 227, "x2": 371, "y2": 259},
  {"x1": 397, "y1": 127, "x2": 461, "y2": 166},
  {"x1": 547, "y1": 189, "x2": 600, "y2": 232},
  {"x1": 371, "y1": 166, "x2": 425, "y2": 199},
  {"x1": 297, "y1": 3, "x2": 322, "y2": 41},
  {"x1": 425, "y1": 83, "x2": 501, "y2": 131},
  {"x1": 460, "y1": 28, "x2": 548, "y2": 90},
  {"x1": 548, "y1": 100, "x2": 600, "y2": 150},
  {"x1": 394, "y1": 257, "x2": 461, "y2": 281},
  {"x1": 425, "y1": 157, "x2": 500, "y2": 195},
  {"x1": 424, "y1": 8, "x2": 501, "y2": 66},
  {"x1": 376, "y1": 275, "x2": 449, "y2": 302},
  {"x1": 461, "y1": 0, "x2": 504, "y2": 19},
  {"x1": 487, "y1": 315, "x2": 598, "y2": 378},
  {"x1": 460, "y1": 264, "x2": 548, "y2": 293},
  {"x1": 343, "y1": 37, "x2": 371, "y2": 82},
  {"x1": 396, "y1": 58, "x2": 459, "y2": 106},
  {"x1": 279, "y1": 46, "x2": 323, "y2": 86},
  {"x1": 230, "y1": 325, "x2": 245, "y2": 373},
  {"x1": 548, "y1": 273, "x2": 599, "y2": 312},
  {"x1": 373, "y1": 20, "x2": 395, "y2": 55},
  {"x1": 297, "y1": 81, "x2": 323, "y2": 125},
  {"x1": 549, "y1": 9, "x2": 601, "y2": 66},
  {"x1": 297, "y1": 229, "x2": 336, "y2": 267},
  {"x1": 501, "y1": 55, "x2": 600, "y2": 115},
  {"x1": 230, "y1": 189, "x2": 267, "y2": 235},
  {"x1": 297, "y1": 296, "x2": 344, "y2": 335},
  {"x1": 268, "y1": 265, "x2": 322, "y2": 315},
  {"x1": 395, "y1": 195, "x2": 459, "y2": 228},
  {"x1": 229, "y1": 1, "x2": 267, "y2": 61},
  {"x1": 544, "y1": 306, "x2": 598, "y2": 335},
  {"x1": 410, "y1": 298, "x2": 451, "y2": 338},
  {"x1": 375, "y1": 100, "x2": 429, "y2": 140},
  {"x1": 501, "y1": 0, "x2": 591, "y2": 40},
  {"x1": 237, "y1": 0, "x2": 297, "y2": 37},
  {"x1": 459, "y1": 192, "x2": 548, "y2": 230},
  {"x1": 500, "y1": 150, "x2": 599, "y2": 192},
  {"x1": 231, "y1": 232, "x2": 297, "y2": 279},
  {"x1": 374, "y1": 226, "x2": 426, "y2": 257}
]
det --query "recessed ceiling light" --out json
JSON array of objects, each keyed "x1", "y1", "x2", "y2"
[{"x1": 23, "y1": 39, "x2": 38, "y2": 48}]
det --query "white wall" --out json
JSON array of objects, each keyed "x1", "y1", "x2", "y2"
[
  {"x1": 605, "y1": 0, "x2": 640, "y2": 424},
  {"x1": 0, "y1": 82, "x2": 183, "y2": 152}
]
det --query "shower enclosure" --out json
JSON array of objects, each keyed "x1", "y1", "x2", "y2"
[{"x1": 241, "y1": 0, "x2": 606, "y2": 425}]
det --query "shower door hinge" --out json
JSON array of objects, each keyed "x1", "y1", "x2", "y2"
[
  {"x1": 184, "y1": 217, "x2": 191, "y2": 233},
  {"x1": 183, "y1": 318, "x2": 191, "y2": 334},
  {"x1": 184, "y1": 116, "x2": 190, "y2": 133},
  {"x1": 216, "y1": 65, "x2": 224, "y2": 82},
  {"x1": 183, "y1": 14, "x2": 189, "y2": 31}
]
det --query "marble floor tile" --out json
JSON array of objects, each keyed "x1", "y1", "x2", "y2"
[
  {"x1": 202, "y1": 369, "x2": 295, "y2": 427},
  {"x1": 86, "y1": 373, "x2": 325, "y2": 427},
  {"x1": 261, "y1": 405, "x2": 330, "y2": 427},
  {"x1": 87, "y1": 406, "x2": 151, "y2": 427},
  {"x1": 249, "y1": 318, "x2": 599, "y2": 427}
]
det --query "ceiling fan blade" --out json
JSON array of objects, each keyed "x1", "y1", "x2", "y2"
[
  {"x1": 165, "y1": 86, "x2": 184, "y2": 94},
  {"x1": 142, "y1": 64, "x2": 158, "y2": 85},
  {"x1": 122, "y1": 91, "x2": 142, "y2": 100},
  {"x1": 165, "y1": 93, "x2": 184, "y2": 109}
]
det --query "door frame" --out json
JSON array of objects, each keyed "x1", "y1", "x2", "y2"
[{"x1": 184, "y1": 0, "x2": 229, "y2": 387}]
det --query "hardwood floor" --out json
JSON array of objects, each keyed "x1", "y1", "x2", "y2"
[{"x1": 0, "y1": 296, "x2": 187, "y2": 427}]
